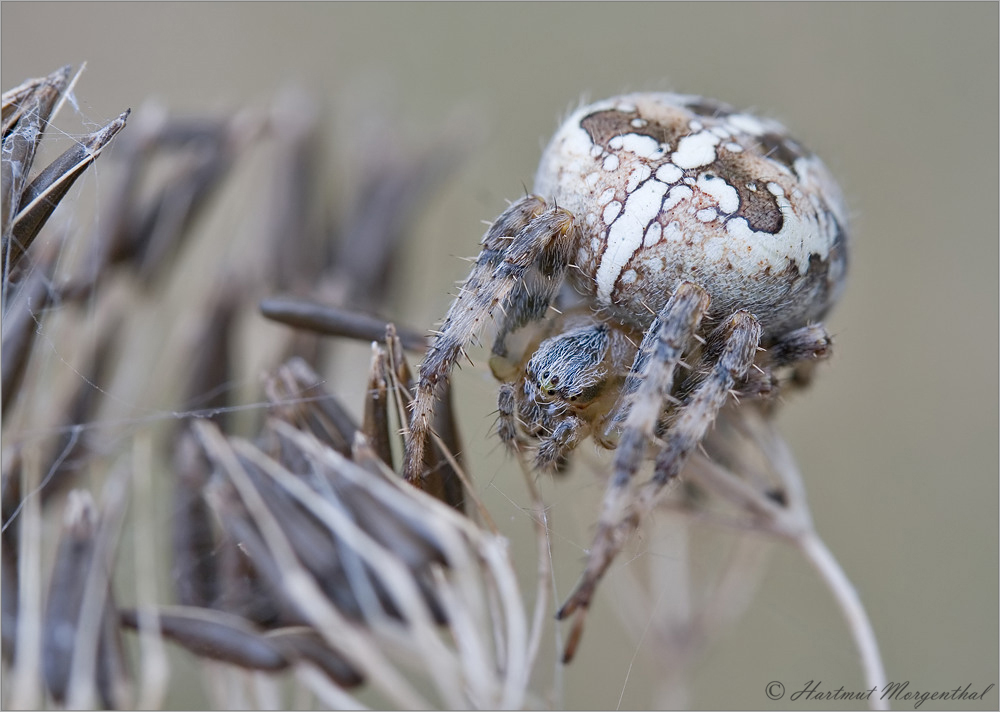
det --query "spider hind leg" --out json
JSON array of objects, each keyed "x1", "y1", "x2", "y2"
[{"x1": 735, "y1": 322, "x2": 834, "y2": 401}]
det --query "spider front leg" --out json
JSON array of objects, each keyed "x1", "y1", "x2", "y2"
[
  {"x1": 552, "y1": 282, "x2": 709, "y2": 623},
  {"x1": 558, "y1": 304, "x2": 762, "y2": 662},
  {"x1": 648, "y1": 311, "x2": 762, "y2": 485},
  {"x1": 609, "y1": 282, "x2": 712, "y2": 482},
  {"x1": 403, "y1": 195, "x2": 578, "y2": 484}
]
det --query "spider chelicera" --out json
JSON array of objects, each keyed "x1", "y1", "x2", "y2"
[{"x1": 403, "y1": 92, "x2": 848, "y2": 660}]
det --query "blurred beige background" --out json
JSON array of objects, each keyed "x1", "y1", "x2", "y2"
[{"x1": 3, "y1": 2, "x2": 997, "y2": 709}]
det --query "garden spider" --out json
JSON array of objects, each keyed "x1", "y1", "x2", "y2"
[{"x1": 402, "y1": 92, "x2": 847, "y2": 659}]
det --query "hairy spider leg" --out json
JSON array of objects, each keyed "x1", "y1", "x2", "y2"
[
  {"x1": 496, "y1": 382, "x2": 521, "y2": 448},
  {"x1": 733, "y1": 322, "x2": 833, "y2": 401},
  {"x1": 611, "y1": 282, "x2": 711, "y2": 482},
  {"x1": 403, "y1": 195, "x2": 578, "y2": 484},
  {"x1": 766, "y1": 323, "x2": 831, "y2": 366},
  {"x1": 535, "y1": 412, "x2": 587, "y2": 470},
  {"x1": 552, "y1": 283, "x2": 708, "y2": 618},
  {"x1": 558, "y1": 308, "x2": 761, "y2": 662},
  {"x1": 763, "y1": 322, "x2": 833, "y2": 392},
  {"x1": 649, "y1": 311, "x2": 763, "y2": 485}
]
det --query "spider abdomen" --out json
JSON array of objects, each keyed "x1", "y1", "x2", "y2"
[{"x1": 533, "y1": 92, "x2": 848, "y2": 339}]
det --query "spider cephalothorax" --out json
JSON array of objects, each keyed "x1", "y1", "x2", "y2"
[
  {"x1": 403, "y1": 92, "x2": 848, "y2": 659},
  {"x1": 491, "y1": 309, "x2": 641, "y2": 470}
]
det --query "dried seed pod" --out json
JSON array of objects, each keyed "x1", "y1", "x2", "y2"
[
  {"x1": 206, "y1": 479, "x2": 301, "y2": 627},
  {"x1": 1, "y1": 65, "x2": 72, "y2": 138},
  {"x1": 265, "y1": 628, "x2": 363, "y2": 688},
  {"x1": 129, "y1": 132, "x2": 227, "y2": 283},
  {"x1": 198, "y1": 421, "x2": 453, "y2": 626},
  {"x1": 264, "y1": 87, "x2": 323, "y2": 291},
  {"x1": 232, "y1": 452, "x2": 384, "y2": 622},
  {"x1": 43, "y1": 490, "x2": 128, "y2": 708},
  {"x1": 8, "y1": 110, "x2": 129, "y2": 267},
  {"x1": 430, "y1": 377, "x2": 466, "y2": 511},
  {"x1": 1, "y1": 94, "x2": 45, "y2": 262},
  {"x1": 259, "y1": 297, "x2": 426, "y2": 351},
  {"x1": 35, "y1": 323, "x2": 120, "y2": 506},
  {"x1": 335, "y1": 435, "x2": 449, "y2": 573},
  {"x1": 214, "y1": 526, "x2": 284, "y2": 627},
  {"x1": 120, "y1": 606, "x2": 289, "y2": 672},
  {"x1": 383, "y1": 324, "x2": 465, "y2": 510},
  {"x1": 1, "y1": 246, "x2": 56, "y2": 416},
  {"x1": 272, "y1": 425, "x2": 451, "y2": 622},
  {"x1": 386, "y1": 322, "x2": 413, "y2": 393},
  {"x1": 177, "y1": 287, "x2": 241, "y2": 427},
  {"x1": 349, "y1": 429, "x2": 395, "y2": 479},
  {"x1": 43, "y1": 491, "x2": 99, "y2": 702},
  {"x1": 362, "y1": 343, "x2": 394, "y2": 469},
  {"x1": 265, "y1": 357, "x2": 358, "y2": 457},
  {"x1": 171, "y1": 430, "x2": 218, "y2": 608},
  {"x1": 328, "y1": 118, "x2": 471, "y2": 312},
  {"x1": 1, "y1": 463, "x2": 21, "y2": 660}
]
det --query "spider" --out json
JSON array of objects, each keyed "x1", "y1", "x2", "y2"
[{"x1": 403, "y1": 92, "x2": 847, "y2": 660}]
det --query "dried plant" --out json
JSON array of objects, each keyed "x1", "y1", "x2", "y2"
[
  {"x1": 0, "y1": 66, "x2": 884, "y2": 710},
  {"x1": 2, "y1": 65, "x2": 128, "y2": 279}
]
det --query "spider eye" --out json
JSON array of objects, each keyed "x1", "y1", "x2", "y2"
[{"x1": 550, "y1": 375, "x2": 559, "y2": 385}]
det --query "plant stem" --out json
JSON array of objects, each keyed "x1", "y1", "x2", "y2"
[{"x1": 797, "y1": 531, "x2": 888, "y2": 710}]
